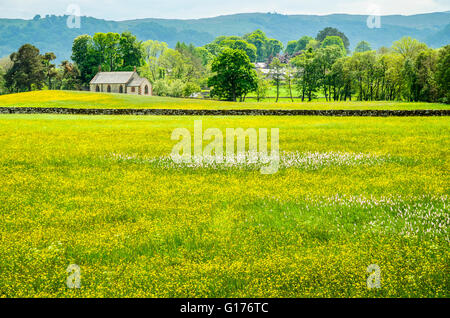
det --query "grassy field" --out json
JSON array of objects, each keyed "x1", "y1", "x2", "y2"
[
  {"x1": 0, "y1": 114, "x2": 448, "y2": 297},
  {"x1": 0, "y1": 90, "x2": 449, "y2": 110}
]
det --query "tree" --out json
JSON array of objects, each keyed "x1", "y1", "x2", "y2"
[
  {"x1": 159, "y1": 49, "x2": 186, "y2": 79},
  {"x1": 379, "y1": 53, "x2": 404, "y2": 101},
  {"x1": 71, "y1": 35, "x2": 101, "y2": 86},
  {"x1": 350, "y1": 51, "x2": 378, "y2": 101},
  {"x1": 401, "y1": 57, "x2": 417, "y2": 101},
  {"x1": 119, "y1": 32, "x2": 144, "y2": 71},
  {"x1": 286, "y1": 36, "x2": 313, "y2": 56},
  {"x1": 168, "y1": 79, "x2": 184, "y2": 97},
  {"x1": 6, "y1": 44, "x2": 45, "y2": 92},
  {"x1": 285, "y1": 41, "x2": 298, "y2": 56},
  {"x1": 316, "y1": 46, "x2": 345, "y2": 101},
  {"x1": 244, "y1": 29, "x2": 269, "y2": 62},
  {"x1": 204, "y1": 43, "x2": 223, "y2": 57},
  {"x1": 153, "y1": 79, "x2": 170, "y2": 96},
  {"x1": 0, "y1": 66, "x2": 5, "y2": 94},
  {"x1": 142, "y1": 40, "x2": 168, "y2": 59},
  {"x1": 392, "y1": 37, "x2": 428, "y2": 60},
  {"x1": 306, "y1": 39, "x2": 320, "y2": 51},
  {"x1": 355, "y1": 41, "x2": 372, "y2": 53},
  {"x1": 42, "y1": 52, "x2": 57, "y2": 89},
  {"x1": 296, "y1": 36, "x2": 314, "y2": 53},
  {"x1": 140, "y1": 40, "x2": 210, "y2": 91},
  {"x1": 321, "y1": 36, "x2": 346, "y2": 56},
  {"x1": 174, "y1": 42, "x2": 211, "y2": 83},
  {"x1": 269, "y1": 57, "x2": 286, "y2": 102},
  {"x1": 59, "y1": 60, "x2": 81, "y2": 90},
  {"x1": 291, "y1": 48, "x2": 321, "y2": 101},
  {"x1": 208, "y1": 48, "x2": 258, "y2": 102},
  {"x1": 316, "y1": 27, "x2": 350, "y2": 53},
  {"x1": 329, "y1": 57, "x2": 353, "y2": 101},
  {"x1": 141, "y1": 40, "x2": 168, "y2": 82},
  {"x1": 93, "y1": 32, "x2": 121, "y2": 71},
  {"x1": 377, "y1": 47, "x2": 391, "y2": 55},
  {"x1": 255, "y1": 70, "x2": 270, "y2": 102},
  {"x1": 413, "y1": 49, "x2": 439, "y2": 102},
  {"x1": 436, "y1": 45, "x2": 450, "y2": 103},
  {"x1": 266, "y1": 39, "x2": 284, "y2": 60},
  {"x1": 183, "y1": 82, "x2": 201, "y2": 98},
  {"x1": 284, "y1": 65, "x2": 295, "y2": 102},
  {"x1": 194, "y1": 47, "x2": 214, "y2": 67},
  {"x1": 220, "y1": 38, "x2": 257, "y2": 62}
]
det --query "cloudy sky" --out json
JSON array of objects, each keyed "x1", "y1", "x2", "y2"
[{"x1": 1, "y1": 0, "x2": 449, "y2": 20}]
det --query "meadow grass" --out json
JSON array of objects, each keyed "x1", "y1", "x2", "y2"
[
  {"x1": 0, "y1": 114, "x2": 448, "y2": 297},
  {"x1": 0, "y1": 90, "x2": 449, "y2": 110}
]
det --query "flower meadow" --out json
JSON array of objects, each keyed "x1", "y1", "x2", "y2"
[
  {"x1": 0, "y1": 114, "x2": 448, "y2": 298},
  {"x1": 109, "y1": 151, "x2": 399, "y2": 171},
  {"x1": 0, "y1": 90, "x2": 448, "y2": 110}
]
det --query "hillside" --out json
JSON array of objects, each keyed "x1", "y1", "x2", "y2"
[{"x1": 0, "y1": 12, "x2": 449, "y2": 62}]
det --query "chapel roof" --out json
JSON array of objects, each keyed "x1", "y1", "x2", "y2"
[{"x1": 90, "y1": 72, "x2": 135, "y2": 84}]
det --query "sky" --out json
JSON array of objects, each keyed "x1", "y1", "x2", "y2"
[{"x1": 0, "y1": 0, "x2": 449, "y2": 20}]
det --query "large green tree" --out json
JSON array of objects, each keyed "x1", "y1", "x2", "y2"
[
  {"x1": 5, "y1": 44, "x2": 45, "y2": 92},
  {"x1": 93, "y1": 32, "x2": 121, "y2": 71},
  {"x1": 119, "y1": 31, "x2": 144, "y2": 71},
  {"x1": 71, "y1": 35, "x2": 102, "y2": 86},
  {"x1": 221, "y1": 39, "x2": 257, "y2": 63},
  {"x1": 72, "y1": 32, "x2": 145, "y2": 86},
  {"x1": 208, "y1": 48, "x2": 258, "y2": 101}
]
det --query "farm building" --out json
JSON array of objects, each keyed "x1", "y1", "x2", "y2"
[{"x1": 89, "y1": 67, "x2": 152, "y2": 96}]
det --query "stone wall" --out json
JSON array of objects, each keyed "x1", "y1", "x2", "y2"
[{"x1": 0, "y1": 107, "x2": 449, "y2": 116}]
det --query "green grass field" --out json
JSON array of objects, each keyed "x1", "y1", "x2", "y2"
[
  {"x1": 0, "y1": 113, "x2": 448, "y2": 297},
  {"x1": 0, "y1": 90, "x2": 449, "y2": 110}
]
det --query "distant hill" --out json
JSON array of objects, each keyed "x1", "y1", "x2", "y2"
[{"x1": 0, "y1": 12, "x2": 449, "y2": 62}]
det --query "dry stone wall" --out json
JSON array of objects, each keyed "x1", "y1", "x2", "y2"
[{"x1": 0, "y1": 107, "x2": 449, "y2": 117}]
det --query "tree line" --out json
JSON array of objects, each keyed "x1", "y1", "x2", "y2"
[
  {"x1": 1, "y1": 44, "x2": 81, "y2": 93},
  {"x1": 288, "y1": 37, "x2": 449, "y2": 103},
  {"x1": 0, "y1": 27, "x2": 448, "y2": 103}
]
